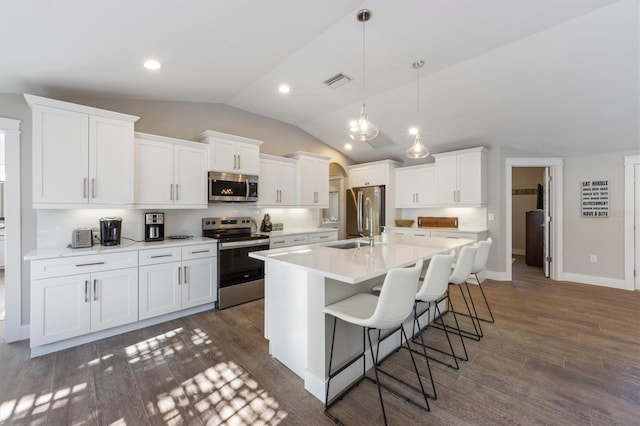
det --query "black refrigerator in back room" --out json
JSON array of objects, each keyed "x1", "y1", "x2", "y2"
[{"x1": 345, "y1": 185, "x2": 385, "y2": 238}]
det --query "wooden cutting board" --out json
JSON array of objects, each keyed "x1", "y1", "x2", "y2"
[{"x1": 417, "y1": 216, "x2": 458, "y2": 228}]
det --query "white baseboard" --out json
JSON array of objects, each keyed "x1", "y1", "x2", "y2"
[
  {"x1": 512, "y1": 249, "x2": 526, "y2": 256},
  {"x1": 486, "y1": 270, "x2": 510, "y2": 281},
  {"x1": 558, "y1": 272, "x2": 631, "y2": 290}
]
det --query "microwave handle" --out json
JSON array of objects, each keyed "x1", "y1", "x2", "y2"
[{"x1": 245, "y1": 179, "x2": 249, "y2": 201}]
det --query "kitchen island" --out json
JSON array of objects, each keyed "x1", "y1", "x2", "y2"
[{"x1": 249, "y1": 234, "x2": 474, "y2": 402}]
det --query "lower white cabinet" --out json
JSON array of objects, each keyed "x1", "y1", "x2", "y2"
[
  {"x1": 31, "y1": 267, "x2": 138, "y2": 347},
  {"x1": 269, "y1": 230, "x2": 338, "y2": 249},
  {"x1": 139, "y1": 243, "x2": 217, "y2": 320}
]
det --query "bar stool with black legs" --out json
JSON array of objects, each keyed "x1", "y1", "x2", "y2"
[
  {"x1": 432, "y1": 246, "x2": 482, "y2": 341},
  {"x1": 468, "y1": 238, "x2": 495, "y2": 323},
  {"x1": 323, "y1": 260, "x2": 428, "y2": 425},
  {"x1": 410, "y1": 250, "x2": 469, "y2": 372}
]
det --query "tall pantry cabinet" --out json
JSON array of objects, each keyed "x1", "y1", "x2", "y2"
[{"x1": 25, "y1": 94, "x2": 139, "y2": 208}]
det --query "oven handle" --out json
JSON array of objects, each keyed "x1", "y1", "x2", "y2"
[{"x1": 219, "y1": 239, "x2": 270, "y2": 250}]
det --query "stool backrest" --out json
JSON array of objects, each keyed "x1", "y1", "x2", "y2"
[
  {"x1": 449, "y1": 246, "x2": 478, "y2": 285},
  {"x1": 416, "y1": 251, "x2": 455, "y2": 303},
  {"x1": 368, "y1": 259, "x2": 423, "y2": 330},
  {"x1": 471, "y1": 238, "x2": 492, "y2": 274}
]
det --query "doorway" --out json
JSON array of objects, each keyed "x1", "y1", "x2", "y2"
[{"x1": 505, "y1": 158, "x2": 564, "y2": 282}]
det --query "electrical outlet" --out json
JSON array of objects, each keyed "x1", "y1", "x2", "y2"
[
  {"x1": 590, "y1": 255, "x2": 598, "y2": 263},
  {"x1": 488, "y1": 213, "x2": 495, "y2": 221}
]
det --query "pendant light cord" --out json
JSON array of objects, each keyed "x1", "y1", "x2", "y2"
[{"x1": 362, "y1": 13, "x2": 366, "y2": 105}]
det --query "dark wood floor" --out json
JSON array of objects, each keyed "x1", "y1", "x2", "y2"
[{"x1": 1, "y1": 258, "x2": 639, "y2": 425}]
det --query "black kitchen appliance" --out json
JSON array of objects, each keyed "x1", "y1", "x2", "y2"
[
  {"x1": 99, "y1": 217, "x2": 122, "y2": 246},
  {"x1": 144, "y1": 212, "x2": 165, "y2": 242},
  {"x1": 202, "y1": 216, "x2": 269, "y2": 309},
  {"x1": 208, "y1": 171, "x2": 259, "y2": 202}
]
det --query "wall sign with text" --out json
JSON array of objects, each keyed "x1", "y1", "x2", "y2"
[{"x1": 581, "y1": 180, "x2": 609, "y2": 217}]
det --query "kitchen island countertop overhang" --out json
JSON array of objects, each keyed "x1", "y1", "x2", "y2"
[{"x1": 249, "y1": 234, "x2": 476, "y2": 402}]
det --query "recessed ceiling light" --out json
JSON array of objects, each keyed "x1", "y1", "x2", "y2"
[
  {"x1": 144, "y1": 59, "x2": 162, "y2": 70},
  {"x1": 409, "y1": 127, "x2": 419, "y2": 135},
  {"x1": 344, "y1": 143, "x2": 353, "y2": 150},
  {"x1": 278, "y1": 84, "x2": 290, "y2": 94}
]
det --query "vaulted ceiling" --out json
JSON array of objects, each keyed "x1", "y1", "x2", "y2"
[{"x1": 2, "y1": 0, "x2": 637, "y2": 163}]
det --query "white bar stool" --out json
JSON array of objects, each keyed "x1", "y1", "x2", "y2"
[
  {"x1": 411, "y1": 250, "x2": 469, "y2": 372},
  {"x1": 468, "y1": 238, "x2": 495, "y2": 323},
  {"x1": 323, "y1": 260, "x2": 428, "y2": 425}
]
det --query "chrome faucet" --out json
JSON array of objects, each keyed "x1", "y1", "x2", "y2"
[{"x1": 364, "y1": 197, "x2": 374, "y2": 247}]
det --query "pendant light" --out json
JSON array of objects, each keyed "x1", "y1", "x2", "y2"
[
  {"x1": 349, "y1": 9, "x2": 379, "y2": 141},
  {"x1": 405, "y1": 59, "x2": 429, "y2": 159}
]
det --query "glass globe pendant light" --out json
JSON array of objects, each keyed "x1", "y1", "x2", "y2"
[
  {"x1": 349, "y1": 9, "x2": 379, "y2": 142},
  {"x1": 406, "y1": 59, "x2": 429, "y2": 159}
]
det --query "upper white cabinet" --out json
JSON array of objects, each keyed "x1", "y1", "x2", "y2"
[
  {"x1": 25, "y1": 94, "x2": 139, "y2": 208},
  {"x1": 288, "y1": 152, "x2": 330, "y2": 207},
  {"x1": 395, "y1": 164, "x2": 437, "y2": 208},
  {"x1": 258, "y1": 154, "x2": 297, "y2": 207},
  {"x1": 198, "y1": 130, "x2": 262, "y2": 175},
  {"x1": 348, "y1": 160, "x2": 399, "y2": 188},
  {"x1": 433, "y1": 147, "x2": 487, "y2": 206},
  {"x1": 134, "y1": 133, "x2": 208, "y2": 208}
]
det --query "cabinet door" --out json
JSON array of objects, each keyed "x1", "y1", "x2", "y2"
[
  {"x1": 315, "y1": 160, "x2": 329, "y2": 207},
  {"x1": 279, "y1": 162, "x2": 297, "y2": 206},
  {"x1": 415, "y1": 165, "x2": 437, "y2": 206},
  {"x1": 89, "y1": 116, "x2": 134, "y2": 205},
  {"x1": 182, "y1": 257, "x2": 217, "y2": 309},
  {"x1": 209, "y1": 138, "x2": 237, "y2": 173},
  {"x1": 436, "y1": 155, "x2": 458, "y2": 205},
  {"x1": 258, "y1": 159, "x2": 280, "y2": 205},
  {"x1": 31, "y1": 274, "x2": 91, "y2": 346},
  {"x1": 298, "y1": 157, "x2": 317, "y2": 206},
  {"x1": 174, "y1": 144, "x2": 208, "y2": 206},
  {"x1": 457, "y1": 152, "x2": 484, "y2": 205},
  {"x1": 134, "y1": 138, "x2": 174, "y2": 205},
  {"x1": 395, "y1": 168, "x2": 416, "y2": 207},
  {"x1": 349, "y1": 167, "x2": 369, "y2": 188},
  {"x1": 139, "y1": 262, "x2": 182, "y2": 320},
  {"x1": 90, "y1": 268, "x2": 138, "y2": 332},
  {"x1": 32, "y1": 105, "x2": 89, "y2": 204},
  {"x1": 236, "y1": 142, "x2": 260, "y2": 175}
]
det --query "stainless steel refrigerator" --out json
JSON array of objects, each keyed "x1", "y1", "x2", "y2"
[{"x1": 346, "y1": 185, "x2": 385, "y2": 238}]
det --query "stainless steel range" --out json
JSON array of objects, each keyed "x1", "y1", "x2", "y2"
[{"x1": 202, "y1": 216, "x2": 270, "y2": 309}]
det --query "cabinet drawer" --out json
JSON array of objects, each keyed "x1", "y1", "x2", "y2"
[
  {"x1": 139, "y1": 247, "x2": 182, "y2": 266},
  {"x1": 309, "y1": 231, "x2": 338, "y2": 243},
  {"x1": 288, "y1": 234, "x2": 309, "y2": 246},
  {"x1": 31, "y1": 251, "x2": 138, "y2": 280},
  {"x1": 430, "y1": 231, "x2": 478, "y2": 240},
  {"x1": 182, "y1": 243, "x2": 217, "y2": 260},
  {"x1": 269, "y1": 234, "x2": 309, "y2": 248}
]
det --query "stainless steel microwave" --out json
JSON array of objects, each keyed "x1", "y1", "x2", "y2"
[{"x1": 208, "y1": 171, "x2": 259, "y2": 202}]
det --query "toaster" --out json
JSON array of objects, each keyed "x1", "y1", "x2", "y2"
[{"x1": 72, "y1": 228, "x2": 93, "y2": 248}]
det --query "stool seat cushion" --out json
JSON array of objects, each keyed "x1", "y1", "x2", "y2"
[{"x1": 323, "y1": 293, "x2": 379, "y2": 328}]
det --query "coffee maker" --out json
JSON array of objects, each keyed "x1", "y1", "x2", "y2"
[
  {"x1": 99, "y1": 217, "x2": 122, "y2": 246},
  {"x1": 144, "y1": 212, "x2": 165, "y2": 242}
]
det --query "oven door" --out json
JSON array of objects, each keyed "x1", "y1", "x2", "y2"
[{"x1": 218, "y1": 240, "x2": 269, "y2": 288}]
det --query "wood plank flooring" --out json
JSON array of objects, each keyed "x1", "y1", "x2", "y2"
[{"x1": 0, "y1": 257, "x2": 638, "y2": 425}]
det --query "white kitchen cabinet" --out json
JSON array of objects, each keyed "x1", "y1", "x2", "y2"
[
  {"x1": 26, "y1": 94, "x2": 138, "y2": 208},
  {"x1": 258, "y1": 154, "x2": 297, "y2": 207},
  {"x1": 198, "y1": 130, "x2": 262, "y2": 175},
  {"x1": 134, "y1": 133, "x2": 208, "y2": 208},
  {"x1": 395, "y1": 164, "x2": 437, "y2": 208},
  {"x1": 348, "y1": 160, "x2": 399, "y2": 188},
  {"x1": 30, "y1": 252, "x2": 139, "y2": 347},
  {"x1": 269, "y1": 234, "x2": 309, "y2": 249},
  {"x1": 138, "y1": 243, "x2": 217, "y2": 320},
  {"x1": 288, "y1": 152, "x2": 330, "y2": 207},
  {"x1": 308, "y1": 230, "x2": 338, "y2": 243},
  {"x1": 433, "y1": 147, "x2": 486, "y2": 206},
  {"x1": 0, "y1": 234, "x2": 4, "y2": 269}
]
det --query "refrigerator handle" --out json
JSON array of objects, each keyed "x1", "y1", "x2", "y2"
[{"x1": 357, "y1": 190, "x2": 363, "y2": 234}]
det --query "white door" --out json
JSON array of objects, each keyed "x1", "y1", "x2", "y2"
[
  {"x1": 210, "y1": 138, "x2": 237, "y2": 173},
  {"x1": 635, "y1": 164, "x2": 640, "y2": 290},
  {"x1": 89, "y1": 116, "x2": 134, "y2": 204},
  {"x1": 32, "y1": 106, "x2": 89, "y2": 204},
  {"x1": 543, "y1": 167, "x2": 551, "y2": 278},
  {"x1": 395, "y1": 168, "x2": 416, "y2": 207},
  {"x1": 139, "y1": 262, "x2": 182, "y2": 320},
  {"x1": 134, "y1": 138, "x2": 174, "y2": 205},
  {"x1": 182, "y1": 257, "x2": 217, "y2": 309},
  {"x1": 315, "y1": 160, "x2": 329, "y2": 207},
  {"x1": 436, "y1": 155, "x2": 458, "y2": 204},
  {"x1": 458, "y1": 152, "x2": 483, "y2": 204},
  {"x1": 259, "y1": 159, "x2": 280, "y2": 205},
  {"x1": 279, "y1": 162, "x2": 297, "y2": 206},
  {"x1": 298, "y1": 157, "x2": 316, "y2": 206},
  {"x1": 174, "y1": 144, "x2": 208, "y2": 206},
  {"x1": 31, "y1": 274, "x2": 91, "y2": 346},
  {"x1": 90, "y1": 268, "x2": 138, "y2": 332},
  {"x1": 415, "y1": 166, "x2": 437, "y2": 206},
  {"x1": 236, "y1": 142, "x2": 260, "y2": 175}
]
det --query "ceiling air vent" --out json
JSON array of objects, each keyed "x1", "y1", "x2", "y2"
[{"x1": 323, "y1": 73, "x2": 351, "y2": 89}]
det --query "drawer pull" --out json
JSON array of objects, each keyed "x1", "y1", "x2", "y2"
[
  {"x1": 319, "y1": 236, "x2": 329, "y2": 239},
  {"x1": 84, "y1": 280, "x2": 89, "y2": 302},
  {"x1": 273, "y1": 241, "x2": 285, "y2": 245},
  {"x1": 93, "y1": 279, "x2": 98, "y2": 301},
  {"x1": 178, "y1": 266, "x2": 181, "y2": 285},
  {"x1": 150, "y1": 254, "x2": 174, "y2": 259},
  {"x1": 293, "y1": 239, "x2": 305, "y2": 242},
  {"x1": 191, "y1": 249, "x2": 210, "y2": 254},
  {"x1": 184, "y1": 266, "x2": 188, "y2": 284},
  {"x1": 76, "y1": 262, "x2": 105, "y2": 267}
]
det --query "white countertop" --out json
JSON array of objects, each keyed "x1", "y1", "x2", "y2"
[
  {"x1": 24, "y1": 237, "x2": 216, "y2": 261},
  {"x1": 250, "y1": 234, "x2": 474, "y2": 284},
  {"x1": 265, "y1": 228, "x2": 338, "y2": 237}
]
